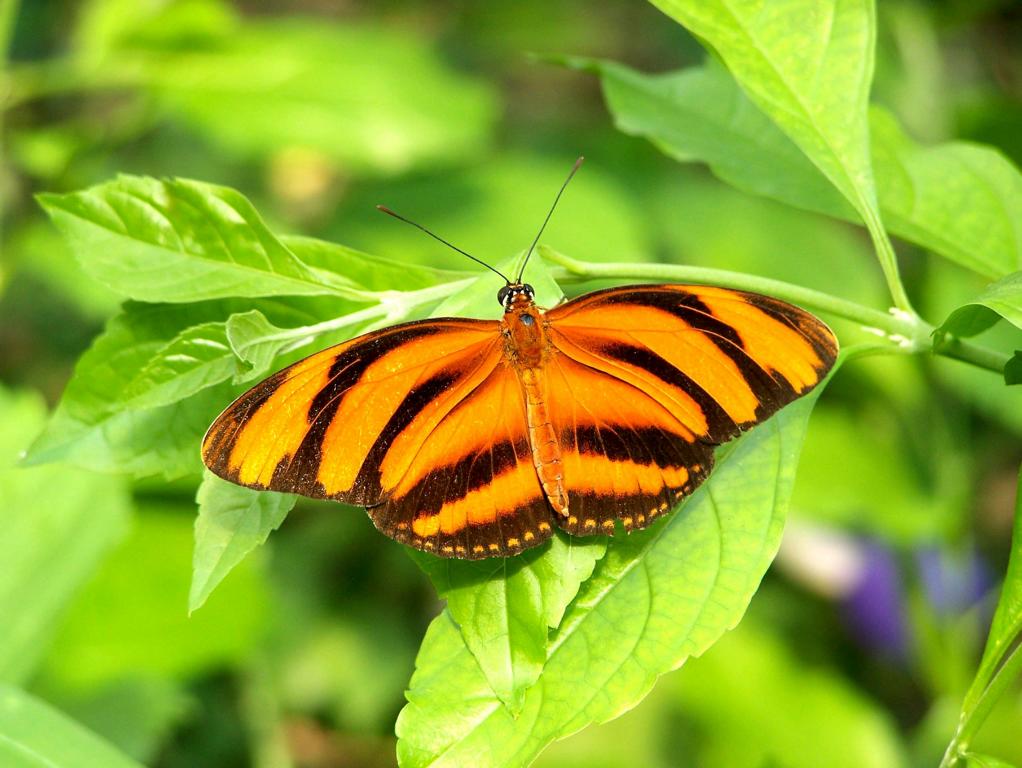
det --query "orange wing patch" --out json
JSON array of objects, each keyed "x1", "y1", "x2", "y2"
[{"x1": 371, "y1": 363, "x2": 553, "y2": 558}]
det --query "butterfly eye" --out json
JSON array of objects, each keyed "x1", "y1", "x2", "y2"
[
  {"x1": 497, "y1": 285, "x2": 512, "y2": 306},
  {"x1": 523, "y1": 284, "x2": 535, "y2": 297}
]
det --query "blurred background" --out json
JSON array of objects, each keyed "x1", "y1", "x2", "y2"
[{"x1": 2, "y1": 1, "x2": 1022, "y2": 766}]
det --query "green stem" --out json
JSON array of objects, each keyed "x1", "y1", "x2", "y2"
[
  {"x1": 541, "y1": 248, "x2": 1008, "y2": 375},
  {"x1": 860, "y1": 201, "x2": 915, "y2": 315},
  {"x1": 941, "y1": 640, "x2": 1022, "y2": 768},
  {"x1": 250, "y1": 277, "x2": 476, "y2": 350},
  {"x1": 938, "y1": 337, "x2": 1013, "y2": 376}
]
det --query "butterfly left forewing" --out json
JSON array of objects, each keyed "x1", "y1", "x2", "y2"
[
  {"x1": 203, "y1": 318, "x2": 502, "y2": 505},
  {"x1": 203, "y1": 315, "x2": 554, "y2": 558}
]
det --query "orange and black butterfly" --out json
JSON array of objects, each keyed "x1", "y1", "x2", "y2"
[{"x1": 202, "y1": 159, "x2": 838, "y2": 559}]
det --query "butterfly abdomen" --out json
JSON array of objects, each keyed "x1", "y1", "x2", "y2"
[{"x1": 519, "y1": 366, "x2": 568, "y2": 516}]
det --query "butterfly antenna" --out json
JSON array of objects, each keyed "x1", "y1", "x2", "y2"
[
  {"x1": 376, "y1": 205, "x2": 511, "y2": 284},
  {"x1": 516, "y1": 155, "x2": 584, "y2": 284}
]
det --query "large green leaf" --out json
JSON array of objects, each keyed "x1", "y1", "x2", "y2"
[
  {"x1": 397, "y1": 385, "x2": 827, "y2": 766},
  {"x1": 580, "y1": 59, "x2": 1022, "y2": 279},
  {"x1": 647, "y1": 0, "x2": 882, "y2": 241},
  {"x1": 39, "y1": 176, "x2": 354, "y2": 303},
  {"x1": 410, "y1": 534, "x2": 606, "y2": 714},
  {"x1": 0, "y1": 685, "x2": 143, "y2": 768},
  {"x1": 190, "y1": 472, "x2": 296, "y2": 613},
  {"x1": 0, "y1": 389, "x2": 131, "y2": 684}
]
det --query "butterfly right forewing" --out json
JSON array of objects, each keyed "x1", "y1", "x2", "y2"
[{"x1": 542, "y1": 284, "x2": 838, "y2": 534}]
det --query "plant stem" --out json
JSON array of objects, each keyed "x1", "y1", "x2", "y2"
[
  {"x1": 541, "y1": 248, "x2": 1009, "y2": 375},
  {"x1": 245, "y1": 278, "x2": 476, "y2": 349},
  {"x1": 860, "y1": 202, "x2": 916, "y2": 315},
  {"x1": 940, "y1": 640, "x2": 1022, "y2": 768}
]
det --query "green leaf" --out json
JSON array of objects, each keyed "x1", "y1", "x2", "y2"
[
  {"x1": 39, "y1": 176, "x2": 350, "y2": 303},
  {"x1": 935, "y1": 272, "x2": 1022, "y2": 343},
  {"x1": 224, "y1": 300, "x2": 374, "y2": 379},
  {"x1": 0, "y1": 388, "x2": 131, "y2": 685},
  {"x1": 578, "y1": 59, "x2": 1022, "y2": 279},
  {"x1": 22, "y1": 302, "x2": 240, "y2": 477},
  {"x1": 190, "y1": 471, "x2": 296, "y2": 613},
  {"x1": 397, "y1": 383, "x2": 827, "y2": 766},
  {"x1": 140, "y1": 22, "x2": 498, "y2": 174},
  {"x1": 671, "y1": 621, "x2": 906, "y2": 768},
  {"x1": 223, "y1": 310, "x2": 295, "y2": 373},
  {"x1": 119, "y1": 321, "x2": 240, "y2": 409},
  {"x1": 282, "y1": 235, "x2": 472, "y2": 294},
  {"x1": 22, "y1": 294, "x2": 359, "y2": 476},
  {"x1": 42, "y1": 504, "x2": 267, "y2": 689},
  {"x1": 869, "y1": 111, "x2": 1022, "y2": 280},
  {"x1": 646, "y1": 0, "x2": 881, "y2": 239},
  {"x1": 410, "y1": 533, "x2": 606, "y2": 714},
  {"x1": 576, "y1": 58, "x2": 851, "y2": 218},
  {"x1": 0, "y1": 685, "x2": 144, "y2": 768}
]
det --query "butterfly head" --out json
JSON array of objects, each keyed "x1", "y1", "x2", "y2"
[{"x1": 498, "y1": 283, "x2": 535, "y2": 311}]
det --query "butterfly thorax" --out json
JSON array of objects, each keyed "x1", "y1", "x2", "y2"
[{"x1": 501, "y1": 292, "x2": 546, "y2": 368}]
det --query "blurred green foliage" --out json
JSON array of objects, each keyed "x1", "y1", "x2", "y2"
[{"x1": 2, "y1": 1, "x2": 1022, "y2": 767}]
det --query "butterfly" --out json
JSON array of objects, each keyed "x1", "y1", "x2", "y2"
[{"x1": 202, "y1": 159, "x2": 838, "y2": 559}]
